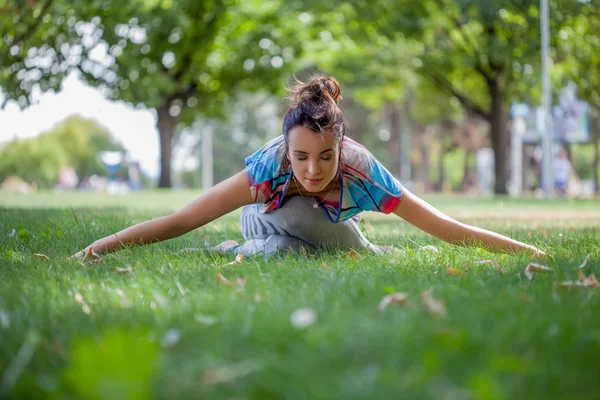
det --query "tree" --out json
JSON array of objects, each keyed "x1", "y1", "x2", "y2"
[
  {"x1": 555, "y1": 2, "x2": 600, "y2": 190},
  {"x1": 0, "y1": 0, "x2": 114, "y2": 108},
  {"x1": 309, "y1": 0, "x2": 587, "y2": 194},
  {"x1": 0, "y1": 115, "x2": 124, "y2": 186},
  {"x1": 69, "y1": 0, "x2": 307, "y2": 187}
]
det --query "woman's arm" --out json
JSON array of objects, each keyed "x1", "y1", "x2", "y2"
[
  {"x1": 70, "y1": 170, "x2": 252, "y2": 258},
  {"x1": 393, "y1": 189, "x2": 546, "y2": 256}
]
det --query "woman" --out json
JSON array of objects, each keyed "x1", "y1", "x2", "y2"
[{"x1": 69, "y1": 75, "x2": 546, "y2": 261}]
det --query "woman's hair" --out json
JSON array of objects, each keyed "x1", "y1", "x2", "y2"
[{"x1": 280, "y1": 74, "x2": 347, "y2": 168}]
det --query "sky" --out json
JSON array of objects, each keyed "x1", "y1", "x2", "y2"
[{"x1": 0, "y1": 71, "x2": 162, "y2": 178}]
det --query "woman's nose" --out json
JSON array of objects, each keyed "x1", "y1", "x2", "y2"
[{"x1": 308, "y1": 160, "x2": 320, "y2": 175}]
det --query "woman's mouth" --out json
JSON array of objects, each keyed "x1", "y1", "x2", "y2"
[{"x1": 305, "y1": 178, "x2": 323, "y2": 185}]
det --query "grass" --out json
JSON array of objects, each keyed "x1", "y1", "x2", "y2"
[{"x1": 1, "y1": 190, "x2": 600, "y2": 400}]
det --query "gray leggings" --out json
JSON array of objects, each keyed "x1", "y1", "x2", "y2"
[{"x1": 230, "y1": 195, "x2": 384, "y2": 257}]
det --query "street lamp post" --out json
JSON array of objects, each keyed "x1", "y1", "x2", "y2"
[{"x1": 541, "y1": 0, "x2": 555, "y2": 197}]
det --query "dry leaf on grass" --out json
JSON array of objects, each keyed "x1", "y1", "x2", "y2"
[
  {"x1": 116, "y1": 267, "x2": 133, "y2": 274},
  {"x1": 215, "y1": 273, "x2": 233, "y2": 286},
  {"x1": 81, "y1": 247, "x2": 102, "y2": 265},
  {"x1": 524, "y1": 263, "x2": 553, "y2": 281},
  {"x1": 348, "y1": 249, "x2": 360, "y2": 259},
  {"x1": 301, "y1": 245, "x2": 308, "y2": 257},
  {"x1": 446, "y1": 268, "x2": 465, "y2": 277},
  {"x1": 556, "y1": 271, "x2": 599, "y2": 289},
  {"x1": 578, "y1": 254, "x2": 591, "y2": 269},
  {"x1": 420, "y1": 290, "x2": 446, "y2": 316},
  {"x1": 33, "y1": 253, "x2": 49, "y2": 260},
  {"x1": 236, "y1": 278, "x2": 247, "y2": 288},
  {"x1": 321, "y1": 262, "x2": 329, "y2": 271},
  {"x1": 224, "y1": 254, "x2": 244, "y2": 266},
  {"x1": 378, "y1": 292, "x2": 409, "y2": 312}
]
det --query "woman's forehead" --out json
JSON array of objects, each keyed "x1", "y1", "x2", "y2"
[{"x1": 288, "y1": 126, "x2": 339, "y2": 150}]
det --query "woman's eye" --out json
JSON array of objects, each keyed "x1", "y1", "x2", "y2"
[
  {"x1": 321, "y1": 157, "x2": 332, "y2": 161},
  {"x1": 296, "y1": 157, "x2": 307, "y2": 161}
]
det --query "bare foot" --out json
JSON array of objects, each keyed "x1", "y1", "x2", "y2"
[{"x1": 209, "y1": 240, "x2": 239, "y2": 253}]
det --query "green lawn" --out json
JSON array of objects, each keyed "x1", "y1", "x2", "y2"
[{"x1": 1, "y1": 190, "x2": 599, "y2": 400}]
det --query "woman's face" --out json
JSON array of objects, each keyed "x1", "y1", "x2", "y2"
[{"x1": 287, "y1": 126, "x2": 341, "y2": 193}]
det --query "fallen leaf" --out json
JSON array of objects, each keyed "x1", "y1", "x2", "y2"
[
  {"x1": 224, "y1": 254, "x2": 244, "y2": 266},
  {"x1": 116, "y1": 267, "x2": 132, "y2": 274},
  {"x1": 301, "y1": 245, "x2": 308, "y2": 257},
  {"x1": 557, "y1": 271, "x2": 599, "y2": 289},
  {"x1": 446, "y1": 267, "x2": 465, "y2": 277},
  {"x1": 290, "y1": 307, "x2": 317, "y2": 329},
  {"x1": 236, "y1": 278, "x2": 247, "y2": 288},
  {"x1": 583, "y1": 273, "x2": 599, "y2": 287},
  {"x1": 215, "y1": 273, "x2": 233, "y2": 286},
  {"x1": 321, "y1": 262, "x2": 329, "y2": 271},
  {"x1": 420, "y1": 290, "x2": 446, "y2": 316},
  {"x1": 81, "y1": 304, "x2": 91, "y2": 315},
  {"x1": 524, "y1": 263, "x2": 553, "y2": 281},
  {"x1": 578, "y1": 254, "x2": 591, "y2": 269},
  {"x1": 378, "y1": 292, "x2": 409, "y2": 311},
  {"x1": 82, "y1": 247, "x2": 102, "y2": 264},
  {"x1": 348, "y1": 249, "x2": 360, "y2": 259},
  {"x1": 33, "y1": 253, "x2": 49, "y2": 260}
]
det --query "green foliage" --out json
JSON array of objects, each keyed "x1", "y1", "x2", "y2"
[
  {"x1": 571, "y1": 144, "x2": 597, "y2": 180},
  {"x1": 0, "y1": 115, "x2": 124, "y2": 187},
  {"x1": 0, "y1": 0, "x2": 115, "y2": 108},
  {"x1": 63, "y1": 328, "x2": 159, "y2": 400},
  {"x1": 0, "y1": 134, "x2": 68, "y2": 186}
]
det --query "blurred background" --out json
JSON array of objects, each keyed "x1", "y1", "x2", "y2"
[{"x1": 0, "y1": 0, "x2": 598, "y2": 199}]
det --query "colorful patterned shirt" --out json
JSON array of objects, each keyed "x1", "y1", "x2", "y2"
[{"x1": 245, "y1": 135, "x2": 403, "y2": 222}]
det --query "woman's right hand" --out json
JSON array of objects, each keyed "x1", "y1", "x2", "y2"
[{"x1": 67, "y1": 245, "x2": 102, "y2": 264}]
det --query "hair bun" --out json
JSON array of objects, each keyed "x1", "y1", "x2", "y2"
[{"x1": 288, "y1": 75, "x2": 342, "y2": 107}]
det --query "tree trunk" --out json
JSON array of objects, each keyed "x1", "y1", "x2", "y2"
[
  {"x1": 414, "y1": 126, "x2": 431, "y2": 186},
  {"x1": 435, "y1": 145, "x2": 446, "y2": 192},
  {"x1": 156, "y1": 103, "x2": 180, "y2": 188},
  {"x1": 593, "y1": 109, "x2": 599, "y2": 193},
  {"x1": 386, "y1": 102, "x2": 402, "y2": 178},
  {"x1": 461, "y1": 151, "x2": 472, "y2": 190},
  {"x1": 487, "y1": 77, "x2": 508, "y2": 195}
]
